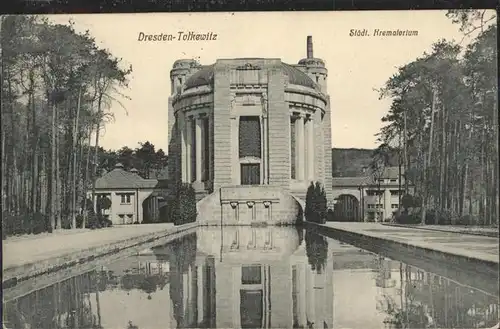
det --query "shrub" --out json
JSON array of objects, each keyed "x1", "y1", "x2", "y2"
[
  {"x1": 326, "y1": 208, "x2": 334, "y2": 222},
  {"x1": 76, "y1": 214, "x2": 84, "y2": 228},
  {"x1": 2, "y1": 211, "x2": 52, "y2": 237},
  {"x1": 395, "y1": 212, "x2": 420, "y2": 224},
  {"x1": 456, "y1": 214, "x2": 476, "y2": 226},
  {"x1": 304, "y1": 182, "x2": 315, "y2": 220},
  {"x1": 86, "y1": 213, "x2": 102, "y2": 229},
  {"x1": 171, "y1": 183, "x2": 197, "y2": 226},
  {"x1": 424, "y1": 209, "x2": 456, "y2": 225},
  {"x1": 304, "y1": 181, "x2": 327, "y2": 224},
  {"x1": 30, "y1": 212, "x2": 49, "y2": 234}
]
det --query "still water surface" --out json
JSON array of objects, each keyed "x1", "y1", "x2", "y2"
[{"x1": 3, "y1": 226, "x2": 499, "y2": 329}]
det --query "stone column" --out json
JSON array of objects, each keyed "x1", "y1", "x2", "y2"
[
  {"x1": 201, "y1": 117, "x2": 207, "y2": 182},
  {"x1": 181, "y1": 114, "x2": 187, "y2": 183},
  {"x1": 195, "y1": 116, "x2": 203, "y2": 183},
  {"x1": 306, "y1": 116, "x2": 315, "y2": 181},
  {"x1": 186, "y1": 117, "x2": 193, "y2": 183},
  {"x1": 295, "y1": 114, "x2": 305, "y2": 181},
  {"x1": 263, "y1": 114, "x2": 268, "y2": 184}
]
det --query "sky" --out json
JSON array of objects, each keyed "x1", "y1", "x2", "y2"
[{"x1": 46, "y1": 10, "x2": 483, "y2": 152}]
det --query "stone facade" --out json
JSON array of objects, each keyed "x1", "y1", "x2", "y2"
[{"x1": 167, "y1": 37, "x2": 332, "y2": 225}]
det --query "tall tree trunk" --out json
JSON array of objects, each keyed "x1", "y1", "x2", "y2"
[
  {"x1": 91, "y1": 95, "x2": 103, "y2": 217},
  {"x1": 478, "y1": 129, "x2": 485, "y2": 224},
  {"x1": 492, "y1": 94, "x2": 499, "y2": 226},
  {"x1": 50, "y1": 99, "x2": 57, "y2": 230},
  {"x1": 72, "y1": 87, "x2": 82, "y2": 229},
  {"x1": 82, "y1": 124, "x2": 93, "y2": 228},
  {"x1": 1, "y1": 128, "x2": 6, "y2": 212},
  {"x1": 439, "y1": 107, "x2": 446, "y2": 211},
  {"x1": 30, "y1": 88, "x2": 38, "y2": 215},
  {"x1": 56, "y1": 114, "x2": 62, "y2": 230},
  {"x1": 13, "y1": 152, "x2": 20, "y2": 215},
  {"x1": 403, "y1": 107, "x2": 409, "y2": 193},
  {"x1": 422, "y1": 87, "x2": 437, "y2": 225}
]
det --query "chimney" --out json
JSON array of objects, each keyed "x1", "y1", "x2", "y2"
[{"x1": 307, "y1": 36, "x2": 313, "y2": 59}]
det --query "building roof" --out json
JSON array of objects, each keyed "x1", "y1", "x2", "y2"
[
  {"x1": 95, "y1": 163, "x2": 159, "y2": 190},
  {"x1": 183, "y1": 61, "x2": 319, "y2": 91},
  {"x1": 332, "y1": 176, "x2": 371, "y2": 187},
  {"x1": 184, "y1": 64, "x2": 215, "y2": 89}
]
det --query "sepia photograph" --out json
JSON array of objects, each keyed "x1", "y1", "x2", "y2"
[{"x1": 1, "y1": 9, "x2": 498, "y2": 329}]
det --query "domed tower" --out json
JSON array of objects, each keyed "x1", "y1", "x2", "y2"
[
  {"x1": 298, "y1": 36, "x2": 328, "y2": 93},
  {"x1": 169, "y1": 59, "x2": 201, "y2": 95},
  {"x1": 297, "y1": 36, "x2": 333, "y2": 208},
  {"x1": 168, "y1": 59, "x2": 200, "y2": 184}
]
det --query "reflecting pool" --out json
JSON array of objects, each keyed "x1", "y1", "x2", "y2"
[{"x1": 3, "y1": 226, "x2": 499, "y2": 329}]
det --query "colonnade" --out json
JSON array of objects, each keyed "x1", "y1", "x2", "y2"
[
  {"x1": 293, "y1": 113, "x2": 315, "y2": 182},
  {"x1": 182, "y1": 114, "x2": 209, "y2": 184}
]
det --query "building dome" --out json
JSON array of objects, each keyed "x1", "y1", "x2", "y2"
[
  {"x1": 184, "y1": 64, "x2": 215, "y2": 89},
  {"x1": 280, "y1": 63, "x2": 319, "y2": 90},
  {"x1": 183, "y1": 62, "x2": 319, "y2": 91}
]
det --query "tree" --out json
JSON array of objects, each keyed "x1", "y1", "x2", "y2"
[
  {"x1": 370, "y1": 143, "x2": 392, "y2": 222},
  {"x1": 376, "y1": 11, "x2": 497, "y2": 226},
  {"x1": 1, "y1": 16, "x2": 132, "y2": 236},
  {"x1": 304, "y1": 181, "x2": 327, "y2": 224},
  {"x1": 135, "y1": 141, "x2": 156, "y2": 178}
]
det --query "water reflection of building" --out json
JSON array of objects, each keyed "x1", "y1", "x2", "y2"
[
  {"x1": 186, "y1": 226, "x2": 334, "y2": 328},
  {"x1": 4, "y1": 229, "x2": 498, "y2": 329}
]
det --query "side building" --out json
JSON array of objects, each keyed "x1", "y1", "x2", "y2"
[
  {"x1": 86, "y1": 163, "x2": 169, "y2": 225},
  {"x1": 331, "y1": 166, "x2": 415, "y2": 222}
]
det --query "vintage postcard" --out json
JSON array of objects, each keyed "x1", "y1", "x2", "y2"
[{"x1": 1, "y1": 10, "x2": 498, "y2": 329}]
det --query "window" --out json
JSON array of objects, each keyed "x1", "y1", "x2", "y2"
[
  {"x1": 127, "y1": 214, "x2": 134, "y2": 224},
  {"x1": 378, "y1": 179, "x2": 385, "y2": 183},
  {"x1": 239, "y1": 116, "x2": 261, "y2": 158},
  {"x1": 242, "y1": 265, "x2": 262, "y2": 284},
  {"x1": 119, "y1": 214, "x2": 125, "y2": 224},
  {"x1": 390, "y1": 179, "x2": 397, "y2": 183},
  {"x1": 390, "y1": 190, "x2": 403, "y2": 196},
  {"x1": 391, "y1": 204, "x2": 399, "y2": 209},
  {"x1": 120, "y1": 194, "x2": 131, "y2": 204}
]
